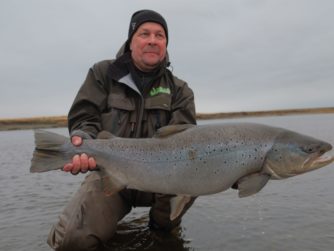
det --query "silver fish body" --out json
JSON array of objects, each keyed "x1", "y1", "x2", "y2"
[{"x1": 31, "y1": 123, "x2": 334, "y2": 219}]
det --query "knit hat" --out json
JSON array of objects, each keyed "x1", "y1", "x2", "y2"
[{"x1": 128, "y1": 10, "x2": 169, "y2": 44}]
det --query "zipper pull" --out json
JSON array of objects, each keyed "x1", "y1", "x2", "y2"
[{"x1": 131, "y1": 122, "x2": 136, "y2": 133}]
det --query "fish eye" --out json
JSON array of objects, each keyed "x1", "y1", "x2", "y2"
[{"x1": 301, "y1": 145, "x2": 317, "y2": 153}]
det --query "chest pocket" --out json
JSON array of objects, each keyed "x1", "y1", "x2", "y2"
[
  {"x1": 101, "y1": 93, "x2": 136, "y2": 137},
  {"x1": 143, "y1": 94, "x2": 172, "y2": 136}
]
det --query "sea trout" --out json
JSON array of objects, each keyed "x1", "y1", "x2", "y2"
[{"x1": 30, "y1": 123, "x2": 334, "y2": 220}]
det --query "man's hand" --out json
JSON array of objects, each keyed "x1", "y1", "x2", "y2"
[{"x1": 63, "y1": 136, "x2": 97, "y2": 175}]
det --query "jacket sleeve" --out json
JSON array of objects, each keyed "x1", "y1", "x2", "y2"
[
  {"x1": 169, "y1": 78, "x2": 197, "y2": 126},
  {"x1": 67, "y1": 62, "x2": 109, "y2": 138}
]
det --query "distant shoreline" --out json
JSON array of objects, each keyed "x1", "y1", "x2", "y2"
[{"x1": 1, "y1": 107, "x2": 333, "y2": 131}]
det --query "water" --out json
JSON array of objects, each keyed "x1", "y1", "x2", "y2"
[{"x1": 1, "y1": 114, "x2": 334, "y2": 251}]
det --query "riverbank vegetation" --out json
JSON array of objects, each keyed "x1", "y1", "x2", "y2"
[{"x1": 1, "y1": 107, "x2": 333, "y2": 131}]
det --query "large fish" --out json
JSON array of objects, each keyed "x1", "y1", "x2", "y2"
[{"x1": 30, "y1": 123, "x2": 334, "y2": 220}]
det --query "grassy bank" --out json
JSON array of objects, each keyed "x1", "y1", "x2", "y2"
[
  {"x1": 1, "y1": 107, "x2": 334, "y2": 131},
  {"x1": 0, "y1": 116, "x2": 67, "y2": 131}
]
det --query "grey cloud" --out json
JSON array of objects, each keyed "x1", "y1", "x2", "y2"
[{"x1": 0, "y1": 0, "x2": 333, "y2": 118}]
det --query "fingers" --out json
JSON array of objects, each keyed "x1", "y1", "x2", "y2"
[
  {"x1": 88, "y1": 157, "x2": 97, "y2": 169},
  {"x1": 62, "y1": 154, "x2": 97, "y2": 175},
  {"x1": 71, "y1": 136, "x2": 83, "y2": 146},
  {"x1": 63, "y1": 163, "x2": 73, "y2": 172},
  {"x1": 72, "y1": 155, "x2": 82, "y2": 174},
  {"x1": 65, "y1": 136, "x2": 94, "y2": 174}
]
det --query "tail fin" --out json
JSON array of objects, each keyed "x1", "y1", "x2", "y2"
[{"x1": 30, "y1": 130, "x2": 72, "y2": 173}]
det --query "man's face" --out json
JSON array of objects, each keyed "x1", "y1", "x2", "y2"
[{"x1": 130, "y1": 22, "x2": 167, "y2": 72}]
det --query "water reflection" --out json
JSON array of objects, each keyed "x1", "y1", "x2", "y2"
[{"x1": 103, "y1": 214, "x2": 192, "y2": 251}]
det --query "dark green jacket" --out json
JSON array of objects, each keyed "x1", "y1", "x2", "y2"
[
  {"x1": 68, "y1": 48, "x2": 196, "y2": 139},
  {"x1": 67, "y1": 46, "x2": 197, "y2": 230}
]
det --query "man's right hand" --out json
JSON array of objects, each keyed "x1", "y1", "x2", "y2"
[{"x1": 63, "y1": 136, "x2": 97, "y2": 175}]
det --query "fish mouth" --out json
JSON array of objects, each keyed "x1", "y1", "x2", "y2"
[
  {"x1": 309, "y1": 154, "x2": 334, "y2": 168},
  {"x1": 284, "y1": 152, "x2": 334, "y2": 178},
  {"x1": 304, "y1": 152, "x2": 334, "y2": 170}
]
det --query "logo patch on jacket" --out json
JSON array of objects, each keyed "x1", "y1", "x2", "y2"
[{"x1": 149, "y1": 87, "x2": 171, "y2": 97}]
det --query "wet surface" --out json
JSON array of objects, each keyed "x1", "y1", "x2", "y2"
[
  {"x1": 1, "y1": 114, "x2": 334, "y2": 250},
  {"x1": 103, "y1": 213, "x2": 192, "y2": 251}
]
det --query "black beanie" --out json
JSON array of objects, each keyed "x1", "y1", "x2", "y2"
[{"x1": 128, "y1": 10, "x2": 169, "y2": 44}]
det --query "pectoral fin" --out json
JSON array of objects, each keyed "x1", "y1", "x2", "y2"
[
  {"x1": 170, "y1": 195, "x2": 192, "y2": 220},
  {"x1": 237, "y1": 173, "x2": 270, "y2": 198}
]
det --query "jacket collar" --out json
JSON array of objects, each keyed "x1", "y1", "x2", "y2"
[{"x1": 108, "y1": 42, "x2": 170, "y2": 93}]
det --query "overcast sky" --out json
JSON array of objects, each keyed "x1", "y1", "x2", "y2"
[{"x1": 1, "y1": 0, "x2": 333, "y2": 118}]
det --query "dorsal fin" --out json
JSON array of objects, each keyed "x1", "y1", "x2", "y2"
[
  {"x1": 97, "y1": 130, "x2": 115, "y2": 139},
  {"x1": 153, "y1": 124, "x2": 195, "y2": 138}
]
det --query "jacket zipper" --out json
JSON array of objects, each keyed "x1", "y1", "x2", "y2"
[{"x1": 135, "y1": 95, "x2": 144, "y2": 138}]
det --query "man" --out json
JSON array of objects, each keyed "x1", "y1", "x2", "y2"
[{"x1": 48, "y1": 10, "x2": 197, "y2": 251}]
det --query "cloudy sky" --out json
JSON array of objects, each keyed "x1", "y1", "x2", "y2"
[{"x1": 1, "y1": 0, "x2": 333, "y2": 118}]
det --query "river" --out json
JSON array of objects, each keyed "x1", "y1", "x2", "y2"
[{"x1": 1, "y1": 114, "x2": 333, "y2": 251}]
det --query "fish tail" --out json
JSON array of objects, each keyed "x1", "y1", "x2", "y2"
[{"x1": 30, "y1": 130, "x2": 72, "y2": 173}]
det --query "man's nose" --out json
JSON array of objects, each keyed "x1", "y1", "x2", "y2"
[{"x1": 148, "y1": 34, "x2": 157, "y2": 44}]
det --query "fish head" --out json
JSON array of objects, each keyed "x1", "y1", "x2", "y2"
[{"x1": 263, "y1": 130, "x2": 334, "y2": 179}]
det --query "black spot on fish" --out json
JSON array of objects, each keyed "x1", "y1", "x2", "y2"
[{"x1": 188, "y1": 149, "x2": 197, "y2": 160}]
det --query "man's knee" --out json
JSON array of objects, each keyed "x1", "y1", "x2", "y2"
[{"x1": 48, "y1": 227, "x2": 102, "y2": 251}]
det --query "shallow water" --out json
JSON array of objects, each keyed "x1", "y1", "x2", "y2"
[{"x1": 1, "y1": 114, "x2": 334, "y2": 251}]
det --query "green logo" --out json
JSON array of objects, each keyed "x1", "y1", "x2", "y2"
[{"x1": 149, "y1": 87, "x2": 171, "y2": 96}]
